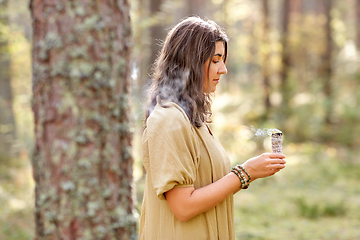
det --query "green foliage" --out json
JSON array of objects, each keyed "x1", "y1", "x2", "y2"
[
  {"x1": 294, "y1": 197, "x2": 347, "y2": 219},
  {"x1": 230, "y1": 142, "x2": 360, "y2": 240},
  {"x1": 0, "y1": 158, "x2": 34, "y2": 240},
  {"x1": 295, "y1": 197, "x2": 321, "y2": 219},
  {"x1": 1, "y1": 208, "x2": 34, "y2": 240}
]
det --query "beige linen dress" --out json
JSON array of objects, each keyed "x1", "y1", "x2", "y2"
[{"x1": 139, "y1": 102, "x2": 235, "y2": 240}]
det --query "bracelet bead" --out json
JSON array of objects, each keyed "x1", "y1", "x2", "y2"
[
  {"x1": 239, "y1": 165, "x2": 251, "y2": 182},
  {"x1": 236, "y1": 166, "x2": 248, "y2": 189}
]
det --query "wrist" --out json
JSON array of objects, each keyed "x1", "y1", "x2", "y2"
[
  {"x1": 231, "y1": 165, "x2": 251, "y2": 189},
  {"x1": 241, "y1": 162, "x2": 256, "y2": 182}
]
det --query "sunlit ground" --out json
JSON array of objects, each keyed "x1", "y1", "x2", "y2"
[
  {"x1": 0, "y1": 154, "x2": 35, "y2": 240},
  {"x1": 233, "y1": 143, "x2": 360, "y2": 240}
]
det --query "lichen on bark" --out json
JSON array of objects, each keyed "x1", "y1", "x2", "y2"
[{"x1": 30, "y1": 0, "x2": 136, "y2": 239}]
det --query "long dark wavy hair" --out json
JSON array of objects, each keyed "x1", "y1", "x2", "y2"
[{"x1": 145, "y1": 17, "x2": 228, "y2": 128}]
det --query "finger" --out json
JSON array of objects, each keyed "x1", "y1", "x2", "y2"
[
  {"x1": 270, "y1": 164, "x2": 286, "y2": 170},
  {"x1": 269, "y1": 158, "x2": 287, "y2": 164},
  {"x1": 269, "y1": 167, "x2": 283, "y2": 175},
  {"x1": 268, "y1": 153, "x2": 286, "y2": 159},
  {"x1": 264, "y1": 152, "x2": 285, "y2": 158}
]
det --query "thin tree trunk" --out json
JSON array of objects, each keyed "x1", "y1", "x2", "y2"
[
  {"x1": 30, "y1": 0, "x2": 136, "y2": 239},
  {"x1": 262, "y1": 0, "x2": 271, "y2": 119},
  {"x1": 356, "y1": 0, "x2": 360, "y2": 50},
  {"x1": 280, "y1": 0, "x2": 291, "y2": 117},
  {"x1": 187, "y1": 0, "x2": 207, "y2": 17},
  {"x1": 0, "y1": 0, "x2": 16, "y2": 159},
  {"x1": 149, "y1": 0, "x2": 164, "y2": 66},
  {"x1": 223, "y1": 0, "x2": 229, "y2": 25},
  {"x1": 320, "y1": 0, "x2": 333, "y2": 125},
  {"x1": 221, "y1": 0, "x2": 232, "y2": 90},
  {"x1": 290, "y1": 0, "x2": 302, "y2": 14},
  {"x1": 134, "y1": 0, "x2": 151, "y2": 88}
]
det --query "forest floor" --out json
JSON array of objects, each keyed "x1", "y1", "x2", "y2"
[
  {"x1": 231, "y1": 143, "x2": 360, "y2": 240},
  {"x1": 1, "y1": 140, "x2": 360, "y2": 240},
  {"x1": 2, "y1": 98, "x2": 360, "y2": 240}
]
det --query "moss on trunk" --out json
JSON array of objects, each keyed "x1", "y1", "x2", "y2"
[{"x1": 30, "y1": 0, "x2": 136, "y2": 239}]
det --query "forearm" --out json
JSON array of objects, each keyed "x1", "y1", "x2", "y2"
[
  {"x1": 165, "y1": 172, "x2": 243, "y2": 222},
  {"x1": 165, "y1": 153, "x2": 286, "y2": 222}
]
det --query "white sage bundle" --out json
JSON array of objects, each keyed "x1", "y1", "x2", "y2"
[{"x1": 271, "y1": 132, "x2": 283, "y2": 153}]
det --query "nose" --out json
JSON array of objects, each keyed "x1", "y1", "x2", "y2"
[{"x1": 218, "y1": 62, "x2": 227, "y2": 75}]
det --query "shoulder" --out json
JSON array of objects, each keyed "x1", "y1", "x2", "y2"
[{"x1": 147, "y1": 102, "x2": 191, "y2": 129}]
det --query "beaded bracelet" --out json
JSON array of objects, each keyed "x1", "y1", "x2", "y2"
[
  {"x1": 235, "y1": 165, "x2": 249, "y2": 189},
  {"x1": 235, "y1": 166, "x2": 246, "y2": 182},
  {"x1": 231, "y1": 166, "x2": 249, "y2": 189},
  {"x1": 238, "y1": 165, "x2": 251, "y2": 182},
  {"x1": 231, "y1": 169, "x2": 246, "y2": 188}
]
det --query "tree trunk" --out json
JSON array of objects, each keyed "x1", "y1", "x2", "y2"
[
  {"x1": 280, "y1": 0, "x2": 291, "y2": 117},
  {"x1": 187, "y1": 0, "x2": 207, "y2": 17},
  {"x1": 149, "y1": 0, "x2": 165, "y2": 66},
  {"x1": 134, "y1": 0, "x2": 151, "y2": 88},
  {"x1": 356, "y1": 0, "x2": 360, "y2": 50},
  {"x1": 30, "y1": 0, "x2": 136, "y2": 239},
  {"x1": 262, "y1": 0, "x2": 271, "y2": 120},
  {"x1": 320, "y1": 0, "x2": 333, "y2": 125},
  {"x1": 0, "y1": 0, "x2": 17, "y2": 160},
  {"x1": 290, "y1": 0, "x2": 302, "y2": 14}
]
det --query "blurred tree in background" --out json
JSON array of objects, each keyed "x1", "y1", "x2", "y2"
[
  {"x1": 0, "y1": 0, "x2": 17, "y2": 161},
  {"x1": 1, "y1": 0, "x2": 35, "y2": 238},
  {"x1": 320, "y1": 0, "x2": 334, "y2": 130},
  {"x1": 357, "y1": 0, "x2": 360, "y2": 50},
  {"x1": 1, "y1": 0, "x2": 360, "y2": 239},
  {"x1": 130, "y1": 0, "x2": 360, "y2": 148},
  {"x1": 30, "y1": 0, "x2": 136, "y2": 239}
]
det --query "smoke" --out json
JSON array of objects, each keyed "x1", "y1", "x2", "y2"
[
  {"x1": 144, "y1": 69, "x2": 195, "y2": 119},
  {"x1": 250, "y1": 126, "x2": 282, "y2": 140}
]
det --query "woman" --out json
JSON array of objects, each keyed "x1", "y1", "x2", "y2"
[{"x1": 139, "y1": 17, "x2": 286, "y2": 240}]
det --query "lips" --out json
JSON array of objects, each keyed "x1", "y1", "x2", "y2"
[{"x1": 213, "y1": 79, "x2": 219, "y2": 83}]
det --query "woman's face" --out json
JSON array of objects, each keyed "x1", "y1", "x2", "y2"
[{"x1": 203, "y1": 41, "x2": 227, "y2": 93}]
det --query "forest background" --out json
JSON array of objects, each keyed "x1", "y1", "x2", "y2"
[{"x1": 1, "y1": 0, "x2": 360, "y2": 239}]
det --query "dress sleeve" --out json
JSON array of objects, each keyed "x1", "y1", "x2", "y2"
[{"x1": 145, "y1": 104, "x2": 200, "y2": 200}]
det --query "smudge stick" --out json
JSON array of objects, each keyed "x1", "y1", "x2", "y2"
[{"x1": 271, "y1": 132, "x2": 283, "y2": 153}]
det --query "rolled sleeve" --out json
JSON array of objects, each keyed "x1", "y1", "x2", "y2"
[{"x1": 146, "y1": 103, "x2": 200, "y2": 200}]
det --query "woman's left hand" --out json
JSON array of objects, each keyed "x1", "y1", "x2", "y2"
[{"x1": 241, "y1": 153, "x2": 286, "y2": 181}]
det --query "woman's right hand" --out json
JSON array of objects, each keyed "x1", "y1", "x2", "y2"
[{"x1": 242, "y1": 153, "x2": 286, "y2": 181}]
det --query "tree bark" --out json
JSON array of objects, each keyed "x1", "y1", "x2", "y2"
[
  {"x1": 30, "y1": 0, "x2": 136, "y2": 239},
  {"x1": 149, "y1": 0, "x2": 165, "y2": 66},
  {"x1": 187, "y1": 0, "x2": 207, "y2": 17},
  {"x1": 262, "y1": 0, "x2": 271, "y2": 119},
  {"x1": 356, "y1": 0, "x2": 360, "y2": 50},
  {"x1": 290, "y1": 0, "x2": 302, "y2": 14},
  {"x1": 280, "y1": 0, "x2": 291, "y2": 116},
  {"x1": 320, "y1": 0, "x2": 333, "y2": 125},
  {"x1": 0, "y1": 0, "x2": 17, "y2": 159}
]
